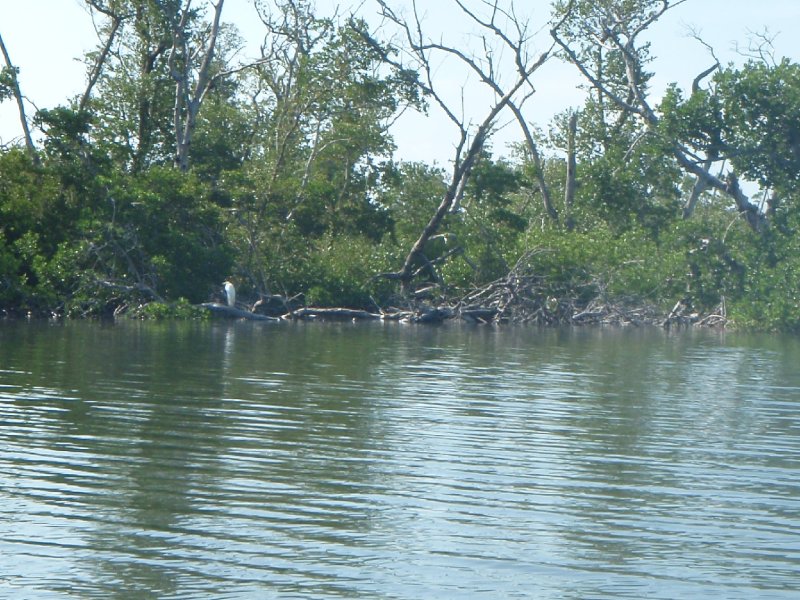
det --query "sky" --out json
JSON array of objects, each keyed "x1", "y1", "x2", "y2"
[{"x1": 1, "y1": 0, "x2": 799, "y2": 164}]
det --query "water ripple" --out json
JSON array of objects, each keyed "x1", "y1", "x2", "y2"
[{"x1": 0, "y1": 323, "x2": 798, "y2": 598}]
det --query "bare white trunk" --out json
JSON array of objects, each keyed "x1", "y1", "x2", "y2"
[
  {"x1": 0, "y1": 32, "x2": 37, "y2": 162},
  {"x1": 171, "y1": 0, "x2": 225, "y2": 172}
]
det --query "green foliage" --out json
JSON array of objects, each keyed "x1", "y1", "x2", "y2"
[
  {"x1": 379, "y1": 161, "x2": 447, "y2": 243},
  {"x1": 104, "y1": 167, "x2": 234, "y2": 302},
  {"x1": 448, "y1": 154, "x2": 527, "y2": 284},
  {"x1": 519, "y1": 223, "x2": 684, "y2": 306},
  {"x1": 129, "y1": 298, "x2": 209, "y2": 320},
  {"x1": 0, "y1": 137, "x2": 232, "y2": 314},
  {"x1": 715, "y1": 59, "x2": 800, "y2": 196},
  {"x1": 0, "y1": 149, "x2": 66, "y2": 250},
  {"x1": 659, "y1": 59, "x2": 800, "y2": 203},
  {"x1": 718, "y1": 208, "x2": 800, "y2": 331},
  {"x1": 1, "y1": 1, "x2": 799, "y2": 330},
  {"x1": 658, "y1": 84, "x2": 722, "y2": 158},
  {"x1": 0, "y1": 66, "x2": 17, "y2": 102},
  {"x1": 0, "y1": 231, "x2": 24, "y2": 311},
  {"x1": 733, "y1": 259, "x2": 800, "y2": 331},
  {"x1": 570, "y1": 143, "x2": 680, "y2": 236},
  {"x1": 189, "y1": 94, "x2": 253, "y2": 181},
  {"x1": 553, "y1": 0, "x2": 674, "y2": 37},
  {"x1": 302, "y1": 235, "x2": 395, "y2": 308},
  {"x1": 221, "y1": 5, "x2": 422, "y2": 296}
]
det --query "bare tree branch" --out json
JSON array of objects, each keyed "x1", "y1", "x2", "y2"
[
  {"x1": 80, "y1": 1, "x2": 131, "y2": 112},
  {"x1": 0, "y1": 32, "x2": 38, "y2": 162},
  {"x1": 363, "y1": 0, "x2": 554, "y2": 288},
  {"x1": 734, "y1": 27, "x2": 778, "y2": 66},
  {"x1": 171, "y1": 0, "x2": 226, "y2": 171}
]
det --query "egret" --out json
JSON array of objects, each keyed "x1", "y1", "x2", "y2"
[{"x1": 223, "y1": 280, "x2": 236, "y2": 308}]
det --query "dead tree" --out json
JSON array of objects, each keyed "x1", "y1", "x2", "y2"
[
  {"x1": 680, "y1": 60, "x2": 720, "y2": 219},
  {"x1": 361, "y1": 0, "x2": 559, "y2": 292},
  {"x1": 452, "y1": 1, "x2": 558, "y2": 221},
  {"x1": 169, "y1": 0, "x2": 226, "y2": 172},
  {"x1": 0, "y1": 32, "x2": 38, "y2": 162},
  {"x1": 551, "y1": 0, "x2": 765, "y2": 231},
  {"x1": 78, "y1": 0, "x2": 231, "y2": 172},
  {"x1": 79, "y1": 1, "x2": 130, "y2": 112}
]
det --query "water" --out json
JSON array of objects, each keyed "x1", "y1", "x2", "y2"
[{"x1": 1, "y1": 321, "x2": 799, "y2": 599}]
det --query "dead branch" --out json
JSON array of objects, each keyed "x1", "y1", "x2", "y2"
[
  {"x1": 201, "y1": 302, "x2": 280, "y2": 320},
  {"x1": 170, "y1": 0, "x2": 226, "y2": 171},
  {"x1": 692, "y1": 61, "x2": 719, "y2": 94},
  {"x1": 0, "y1": 33, "x2": 38, "y2": 162},
  {"x1": 285, "y1": 307, "x2": 382, "y2": 321},
  {"x1": 363, "y1": 0, "x2": 553, "y2": 290},
  {"x1": 80, "y1": 1, "x2": 130, "y2": 112}
]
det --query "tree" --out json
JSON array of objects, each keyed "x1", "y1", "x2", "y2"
[
  {"x1": 545, "y1": 94, "x2": 682, "y2": 236},
  {"x1": 657, "y1": 57, "x2": 800, "y2": 225},
  {"x1": 79, "y1": 1, "x2": 130, "y2": 112},
  {"x1": 83, "y1": 0, "x2": 239, "y2": 172},
  {"x1": 168, "y1": 0, "x2": 227, "y2": 171},
  {"x1": 551, "y1": 0, "x2": 765, "y2": 231},
  {"x1": 449, "y1": 151, "x2": 526, "y2": 284},
  {"x1": 716, "y1": 59, "x2": 800, "y2": 200},
  {"x1": 214, "y1": 0, "x2": 420, "y2": 296},
  {"x1": 357, "y1": 0, "x2": 557, "y2": 293}
]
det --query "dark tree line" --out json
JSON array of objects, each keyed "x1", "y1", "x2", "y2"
[{"x1": 1, "y1": 0, "x2": 799, "y2": 329}]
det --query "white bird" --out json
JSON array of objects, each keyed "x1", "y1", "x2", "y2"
[{"x1": 223, "y1": 281, "x2": 236, "y2": 307}]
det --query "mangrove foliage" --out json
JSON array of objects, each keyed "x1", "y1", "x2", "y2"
[{"x1": 1, "y1": 0, "x2": 799, "y2": 329}]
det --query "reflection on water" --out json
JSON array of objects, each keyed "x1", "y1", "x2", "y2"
[{"x1": 1, "y1": 321, "x2": 799, "y2": 598}]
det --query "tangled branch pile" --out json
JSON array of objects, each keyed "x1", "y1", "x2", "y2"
[
  {"x1": 233, "y1": 249, "x2": 727, "y2": 328},
  {"x1": 453, "y1": 249, "x2": 662, "y2": 326}
]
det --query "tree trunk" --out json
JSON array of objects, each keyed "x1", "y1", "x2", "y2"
[
  {"x1": 367, "y1": 1, "x2": 553, "y2": 291},
  {"x1": 173, "y1": 0, "x2": 225, "y2": 172},
  {"x1": 508, "y1": 100, "x2": 557, "y2": 221},
  {"x1": 0, "y1": 33, "x2": 38, "y2": 163},
  {"x1": 564, "y1": 111, "x2": 577, "y2": 230},
  {"x1": 682, "y1": 158, "x2": 712, "y2": 219}
]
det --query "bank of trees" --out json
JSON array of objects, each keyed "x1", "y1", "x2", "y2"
[{"x1": 1, "y1": 0, "x2": 799, "y2": 329}]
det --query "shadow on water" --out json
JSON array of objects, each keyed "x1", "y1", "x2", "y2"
[{"x1": 0, "y1": 321, "x2": 799, "y2": 598}]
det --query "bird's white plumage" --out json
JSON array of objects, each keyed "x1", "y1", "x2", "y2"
[{"x1": 223, "y1": 281, "x2": 236, "y2": 307}]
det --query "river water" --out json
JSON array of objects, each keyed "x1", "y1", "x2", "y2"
[{"x1": 0, "y1": 320, "x2": 798, "y2": 599}]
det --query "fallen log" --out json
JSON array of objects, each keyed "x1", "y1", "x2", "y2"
[
  {"x1": 286, "y1": 307, "x2": 382, "y2": 321},
  {"x1": 406, "y1": 306, "x2": 453, "y2": 324},
  {"x1": 572, "y1": 309, "x2": 605, "y2": 322},
  {"x1": 252, "y1": 294, "x2": 303, "y2": 317},
  {"x1": 201, "y1": 303, "x2": 280, "y2": 321},
  {"x1": 459, "y1": 307, "x2": 498, "y2": 323}
]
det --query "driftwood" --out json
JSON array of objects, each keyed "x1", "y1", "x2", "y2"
[
  {"x1": 252, "y1": 294, "x2": 303, "y2": 317},
  {"x1": 280, "y1": 305, "x2": 490, "y2": 324},
  {"x1": 662, "y1": 300, "x2": 699, "y2": 328},
  {"x1": 202, "y1": 260, "x2": 729, "y2": 329},
  {"x1": 200, "y1": 295, "x2": 727, "y2": 328},
  {"x1": 459, "y1": 307, "x2": 498, "y2": 323},
  {"x1": 286, "y1": 307, "x2": 382, "y2": 321},
  {"x1": 407, "y1": 307, "x2": 453, "y2": 324},
  {"x1": 201, "y1": 303, "x2": 280, "y2": 321}
]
